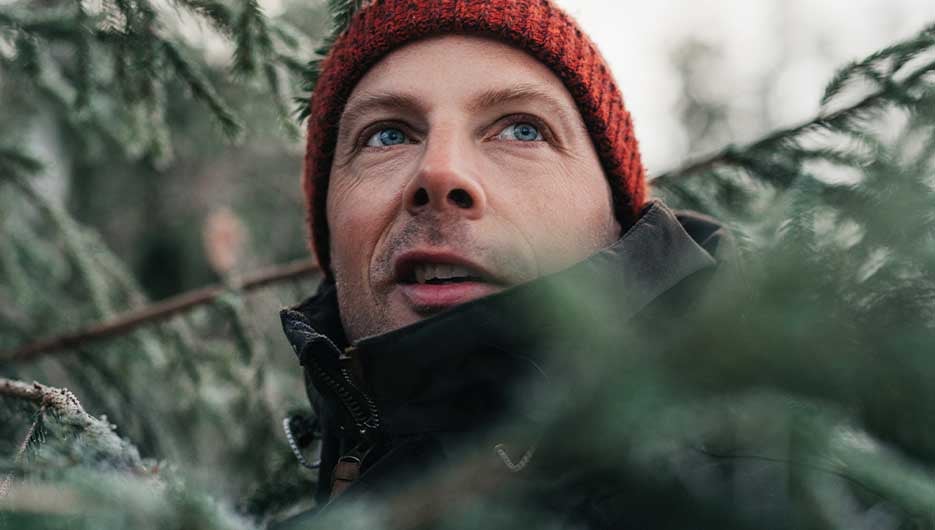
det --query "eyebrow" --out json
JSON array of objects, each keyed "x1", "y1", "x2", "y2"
[
  {"x1": 337, "y1": 82, "x2": 579, "y2": 144},
  {"x1": 339, "y1": 92, "x2": 427, "y2": 142},
  {"x1": 466, "y1": 83, "x2": 576, "y2": 127}
]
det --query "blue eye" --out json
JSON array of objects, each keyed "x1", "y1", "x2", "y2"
[
  {"x1": 498, "y1": 122, "x2": 543, "y2": 142},
  {"x1": 366, "y1": 127, "x2": 408, "y2": 147}
]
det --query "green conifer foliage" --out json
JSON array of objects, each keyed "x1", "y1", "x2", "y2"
[
  {"x1": 1, "y1": 0, "x2": 322, "y2": 527},
  {"x1": 3, "y1": 2, "x2": 935, "y2": 529}
]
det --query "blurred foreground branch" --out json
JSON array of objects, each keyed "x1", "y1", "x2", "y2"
[{"x1": 2, "y1": 260, "x2": 319, "y2": 362}]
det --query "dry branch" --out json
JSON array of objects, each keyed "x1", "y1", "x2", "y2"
[{"x1": 2, "y1": 259, "x2": 319, "y2": 362}]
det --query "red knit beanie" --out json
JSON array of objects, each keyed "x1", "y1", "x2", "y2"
[{"x1": 303, "y1": 0, "x2": 647, "y2": 277}]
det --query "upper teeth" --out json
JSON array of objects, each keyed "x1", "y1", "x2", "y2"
[{"x1": 413, "y1": 264, "x2": 475, "y2": 284}]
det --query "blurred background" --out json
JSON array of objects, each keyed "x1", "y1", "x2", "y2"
[{"x1": 560, "y1": 0, "x2": 935, "y2": 172}]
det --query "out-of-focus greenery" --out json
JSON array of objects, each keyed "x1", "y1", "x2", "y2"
[
  {"x1": 1, "y1": 0, "x2": 331, "y2": 527},
  {"x1": 0, "y1": 0, "x2": 332, "y2": 298},
  {"x1": 3, "y1": 0, "x2": 935, "y2": 528}
]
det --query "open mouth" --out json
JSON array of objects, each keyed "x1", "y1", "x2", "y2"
[
  {"x1": 393, "y1": 253, "x2": 503, "y2": 311},
  {"x1": 403, "y1": 263, "x2": 485, "y2": 285}
]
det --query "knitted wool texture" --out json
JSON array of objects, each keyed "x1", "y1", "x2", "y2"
[{"x1": 303, "y1": 0, "x2": 647, "y2": 276}]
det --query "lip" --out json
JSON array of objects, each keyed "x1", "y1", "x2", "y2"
[{"x1": 392, "y1": 249, "x2": 505, "y2": 314}]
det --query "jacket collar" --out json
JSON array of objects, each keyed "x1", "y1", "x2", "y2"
[{"x1": 281, "y1": 201, "x2": 718, "y2": 436}]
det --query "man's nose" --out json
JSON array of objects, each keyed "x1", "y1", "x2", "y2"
[{"x1": 403, "y1": 132, "x2": 487, "y2": 219}]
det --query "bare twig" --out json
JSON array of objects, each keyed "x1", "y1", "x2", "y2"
[{"x1": 2, "y1": 259, "x2": 320, "y2": 362}]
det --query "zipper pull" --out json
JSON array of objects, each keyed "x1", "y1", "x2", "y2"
[{"x1": 330, "y1": 442, "x2": 374, "y2": 500}]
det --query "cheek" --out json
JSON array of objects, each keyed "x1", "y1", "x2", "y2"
[
  {"x1": 326, "y1": 171, "x2": 398, "y2": 282},
  {"x1": 492, "y1": 155, "x2": 616, "y2": 274},
  {"x1": 327, "y1": 150, "x2": 422, "y2": 282},
  {"x1": 563, "y1": 169, "x2": 618, "y2": 245}
]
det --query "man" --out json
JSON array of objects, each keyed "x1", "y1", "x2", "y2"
[{"x1": 277, "y1": 0, "x2": 735, "y2": 527}]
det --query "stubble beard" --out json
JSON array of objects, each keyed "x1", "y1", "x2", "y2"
[{"x1": 334, "y1": 214, "x2": 522, "y2": 342}]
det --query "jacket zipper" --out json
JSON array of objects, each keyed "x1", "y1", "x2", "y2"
[
  {"x1": 299, "y1": 331, "x2": 382, "y2": 499},
  {"x1": 301, "y1": 330, "x2": 381, "y2": 442}
]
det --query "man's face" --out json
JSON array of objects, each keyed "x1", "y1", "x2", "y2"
[{"x1": 327, "y1": 35, "x2": 621, "y2": 341}]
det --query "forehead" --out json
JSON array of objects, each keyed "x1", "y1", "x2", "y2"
[{"x1": 342, "y1": 34, "x2": 580, "y2": 115}]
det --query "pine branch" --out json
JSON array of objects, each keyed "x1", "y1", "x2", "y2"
[
  {"x1": 10, "y1": 32, "x2": 41, "y2": 77},
  {"x1": 651, "y1": 83, "x2": 919, "y2": 187},
  {"x1": 329, "y1": 0, "x2": 365, "y2": 30},
  {"x1": 0, "y1": 145, "x2": 43, "y2": 177},
  {"x1": 73, "y1": 1, "x2": 93, "y2": 110},
  {"x1": 821, "y1": 22, "x2": 935, "y2": 105},
  {"x1": 653, "y1": 21, "x2": 935, "y2": 188},
  {"x1": 232, "y1": 0, "x2": 272, "y2": 77},
  {"x1": 0, "y1": 405, "x2": 46, "y2": 500},
  {"x1": 172, "y1": 0, "x2": 235, "y2": 35},
  {"x1": 0, "y1": 377, "x2": 144, "y2": 471},
  {"x1": 2, "y1": 260, "x2": 320, "y2": 362},
  {"x1": 264, "y1": 61, "x2": 300, "y2": 137},
  {"x1": 230, "y1": 0, "x2": 303, "y2": 131},
  {"x1": 0, "y1": 8, "x2": 87, "y2": 41},
  {"x1": 7, "y1": 172, "x2": 118, "y2": 318},
  {"x1": 161, "y1": 40, "x2": 243, "y2": 140},
  {"x1": 293, "y1": 0, "x2": 364, "y2": 122}
]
